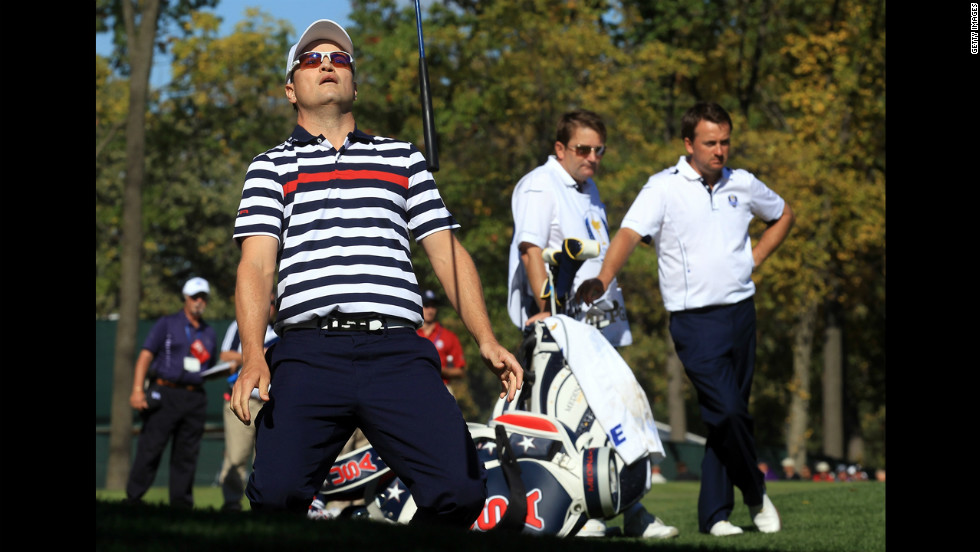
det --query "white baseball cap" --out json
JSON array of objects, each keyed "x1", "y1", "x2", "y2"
[
  {"x1": 182, "y1": 277, "x2": 210, "y2": 297},
  {"x1": 286, "y1": 19, "x2": 355, "y2": 83}
]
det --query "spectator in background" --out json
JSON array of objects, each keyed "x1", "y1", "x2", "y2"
[
  {"x1": 650, "y1": 465, "x2": 668, "y2": 484},
  {"x1": 799, "y1": 464, "x2": 813, "y2": 481},
  {"x1": 780, "y1": 458, "x2": 801, "y2": 480},
  {"x1": 813, "y1": 461, "x2": 835, "y2": 482},
  {"x1": 417, "y1": 290, "x2": 466, "y2": 395},
  {"x1": 217, "y1": 293, "x2": 278, "y2": 512},
  {"x1": 125, "y1": 277, "x2": 219, "y2": 508},
  {"x1": 675, "y1": 461, "x2": 700, "y2": 481},
  {"x1": 837, "y1": 464, "x2": 867, "y2": 482},
  {"x1": 758, "y1": 461, "x2": 779, "y2": 482}
]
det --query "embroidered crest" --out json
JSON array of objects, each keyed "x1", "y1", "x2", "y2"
[{"x1": 728, "y1": 194, "x2": 738, "y2": 207}]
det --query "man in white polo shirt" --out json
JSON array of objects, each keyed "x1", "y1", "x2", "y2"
[
  {"x1": 508, "y1": 110, "x2": 678, "y2": 540},
  {"x1": 577, "y1": 102, "x2": 794, "y2": 537},
  {"x1": 508, "y1": 109, "x2": 631, "y2": 346}
]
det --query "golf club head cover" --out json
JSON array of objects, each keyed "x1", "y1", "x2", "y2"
[
  {"x1": 564, "y1": 238, "x2": 600, "y2": 261},
  {"x1": 545, "y1": 238, "x2": 600, "y2": 307},
  {"x1": 539, "y1": 279, "x2": 552, "y2": 303}
]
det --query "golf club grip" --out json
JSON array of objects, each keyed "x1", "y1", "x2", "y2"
[{"x1": 418, "y1": 57, "x2": 439, "y2": 172}]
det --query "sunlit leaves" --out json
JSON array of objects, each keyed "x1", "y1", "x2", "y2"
[{"x1": 96, "y1": 1, "x2": 885, "y2": 462}]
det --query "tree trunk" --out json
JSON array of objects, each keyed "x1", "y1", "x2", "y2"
[
  {"x1": 822, "y1": 306, "x2": 844, "y2": 460},
  {"x1": 105, "y1": 0, "x2": 162, "y2": 491},
  {"x1": 786, "y1": 299, "x2": 816, "y2": 471},
  {"x1": 665, "y1": 325, "x2": 687, "y2": 442},
  {"x1": 847, "y1": 435, "x2": 865, "y2": 465}
]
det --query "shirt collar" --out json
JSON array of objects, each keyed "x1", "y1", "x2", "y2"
[
  {"x1": 676, "y1": 155, "x2": 731, "y2": 185},
  {"x1": 420, "y1": 321, "x2": 443, "y2": 336},
  {"x1": 546, "y1": 155, "x2": 592, "y2": 193},
  {"x1": 178, "y1": 310, "x2": 207, "y2": 330},
  {"x1": 287, "y1": 125, "x2": 320, "y2": 145},
  {"x1": 287, "y1": 125, "x2": 375, "y2": 147}
]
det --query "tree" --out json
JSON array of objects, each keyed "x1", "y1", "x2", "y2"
[
  {"x1": 97, "y1": 0, "x2": 218, "y2": 491},
  {"x1": 96, "y1": 54, "x2": 129, "y2": 316},
  {"x1": 139, "y1": 9, "x2": 294, "y2": 318},
  {"x1": 96, "y1": 1, "x2": 886, "y2": 470},
  {"x1": 751, "y1": 0, "x2": 886, "y2": 468}
]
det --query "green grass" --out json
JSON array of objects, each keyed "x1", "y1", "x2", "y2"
[{"x1": 97, "y1": 481, "x2": 885, "y2": 551}]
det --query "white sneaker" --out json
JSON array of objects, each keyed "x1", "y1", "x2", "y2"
[
  {"x1": 307, "y1": 498, "x2": 328, "y2": 520},
  {"x1": 624, "y1": 508, "x2": 679, "y2": 539},
  {"x1": 749, "y1": 494, "x2": 781, "y2": 533},
  {"x1": 576, "y1": 518, "x2": 607, "y2": 537},
  {"x1": 709, "y1": 520, "x2": 744, "y2": 536},
  {"x1": 307, "y1": 498, "x2": 342, "y2": 521}
]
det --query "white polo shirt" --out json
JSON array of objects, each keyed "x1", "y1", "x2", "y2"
[
  {"x1": 621, "y1": 156, "x2": 786, "y2": 312},
  {"x1": 508, "y1": 156, "x2": 632, "y2": 346}
]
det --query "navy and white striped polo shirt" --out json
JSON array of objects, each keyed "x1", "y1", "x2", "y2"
[{"x1": 234, "y1": 126, "x2": 459, "y2": 333}]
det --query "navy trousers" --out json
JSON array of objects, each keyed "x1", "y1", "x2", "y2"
[
  {"x1": 246, "y1": 327, "x2": 486, "y2": 528},
  {"x1": 126, "y1": 386, "x2": 207, "y2": 508},
  {"x1": 669, "y1": 298, "x2": 766, "y2": 533}
]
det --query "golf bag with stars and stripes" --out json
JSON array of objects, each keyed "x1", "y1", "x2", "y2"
[
  {"x1": 308, "y1": 238, "x2": 662, "y2": 535},
  {"x1": 307, "y1": 407, "x2": 650, "y2": 536}
]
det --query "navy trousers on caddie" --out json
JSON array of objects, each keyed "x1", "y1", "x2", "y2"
[
  {"x1": 126, "y1": 386, "x2": 207, "y2": 508},
  {"x1": 669, "y1": 297, "x2": 766, "y2": 533},
  {"x1": 245, "y1": 326, "x2": 486, "y2": 528}
]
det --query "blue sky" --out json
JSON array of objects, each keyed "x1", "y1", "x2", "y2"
[{"x1": 97, "y1": 1, "x2": 357, "y2": 87}]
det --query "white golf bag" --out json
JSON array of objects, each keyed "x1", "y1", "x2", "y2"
[{"x1": 309, "y1": 238, "x2": 664, "y2": 536}]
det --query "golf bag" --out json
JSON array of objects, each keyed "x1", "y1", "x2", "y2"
[
  {"x1": 310, "y1": 409, "x2": 649, "y2": 536},
  {"x1": 308, "y1": 238, "x2": 662, "y2": 536}
]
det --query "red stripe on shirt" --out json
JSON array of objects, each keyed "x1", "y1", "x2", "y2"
[{"x1": 283, "y1": 170, "x2": 409, "y2": 195}]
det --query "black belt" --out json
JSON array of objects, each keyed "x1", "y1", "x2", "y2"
[
  {"x1": 155, "y1": 378, "x2": 203, "y2": 391},
  {"x1": 285, "y1": 314, "x2": 417, "y2": 333}
]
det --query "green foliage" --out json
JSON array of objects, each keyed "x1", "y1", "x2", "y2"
[
  {"x1": 97, "y1": 8, "x2": 296, "y2": 319},
  {"x1": 96, "y1": 0, "x2": 885, "y2": 462},
  {"x1": 96, "y1": 0, "x2": 221, "y2": 76},
  {"x1": 96, "y1": 54, "x2": 131, "y2": 315}
]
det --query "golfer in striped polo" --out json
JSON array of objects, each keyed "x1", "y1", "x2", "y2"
[{"x1": 229, "y1": 19, "x2": 522, "y2": 527}]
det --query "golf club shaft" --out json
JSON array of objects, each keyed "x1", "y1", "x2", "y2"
[{"x1": 415, "y1": 0, "x2": 439, "y2": 172}]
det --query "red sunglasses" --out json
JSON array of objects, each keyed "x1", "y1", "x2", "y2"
[{"x1": 289, "y1": 50, "x2": 355, "y2": 77}]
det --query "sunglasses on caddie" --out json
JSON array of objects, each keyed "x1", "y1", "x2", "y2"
[{"x1": 568, "y1": 144, "x2": 607, "y2": 157}]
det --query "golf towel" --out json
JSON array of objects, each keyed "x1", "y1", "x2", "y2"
[{"x1": 543, "y1": 314, "x2": 665, "y2": 464}]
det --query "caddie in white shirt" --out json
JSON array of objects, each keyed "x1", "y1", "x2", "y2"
[
  {"x1": 508, "y1": 109, "x2": 678, "y2": 539},
  {"x1": 507, "y1": 109, "x2": 631, "y2": 347}
]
